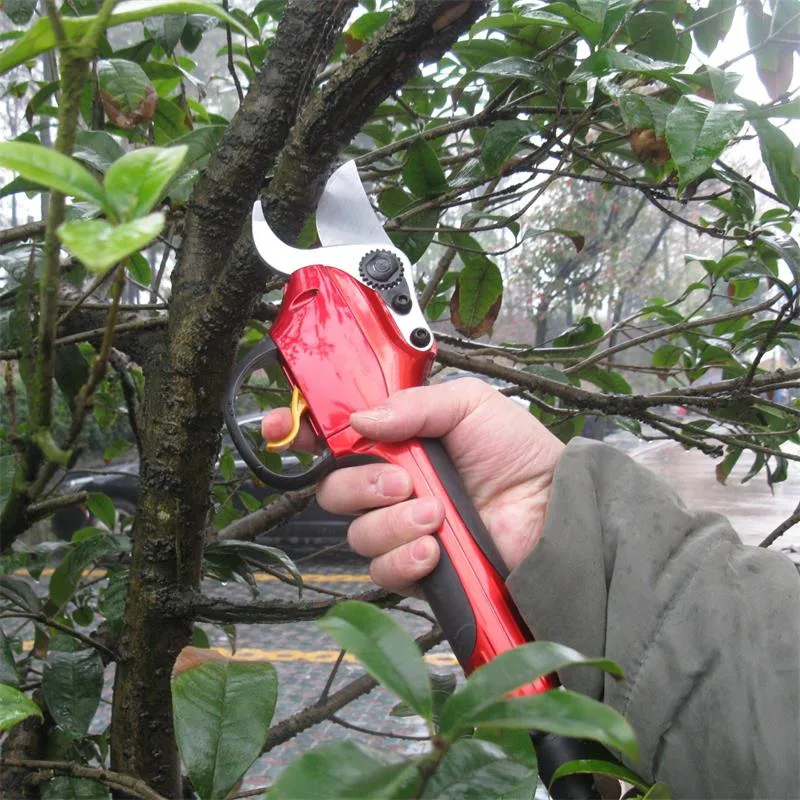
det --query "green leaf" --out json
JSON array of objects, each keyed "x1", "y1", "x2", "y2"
[
  {"x1": 651, "y1": 344, "x2": 682, "y2": 369},
  {"x1": 468, "y1": 691, "x2": 638, "y2": 762},
  {"x1": 422, "y1": 739, "x2": 537, "y2": 799},
  {"x1": 346, "y1": 10, "x2": 390, "y2": 43},
  {"x1": 0, "y1": 1, "x2": 251, "y2": 76},
  {"x1": 72, "y1": 130, "x2": 125, "y2": 174},
  {"x1": 580, "y1": 367, "x2": 632, "y2": 395},
  {"x1": 4, "y1": 0, "x2": 38, "y2": 25},
  {"x1": 145, "y1": 14, "x2": 187, "y2": 54},
  {"x1": 0, "y1": 142, "x2": 107, "y2": 211},
  {"x1": 451, "y1": 259, "x2": 503, "y2": 335},
  {"x1": 642, "y1": 782, "x2": 672, "y2": 799},
  {"x1": 97, "y1": 59, "x2": 156, "y2": 129},
  {"x1": 691, "y1": 0, "x2": 736, "y2": 55},
  {"x1": 0, "y1": 684, "x2": 42, "y2": 732},
  {"x1": 0, "y1": 630, "x2": 18, "y2": 687},
  {"x1": 268, "y1": 740, "x2": 419, "y2": 800},
  {"x1": 752, "y1": 120, "x2": 800, "y2": 210},
  {"x1": 550, "y1": 759, "x2": 650, "y2": 793},
  {"x1": 42, "y1": 649, "x2": 104, "y2": 737},
  {"x1": 54, "y1": 344, "x2": 90, "y2": 407},
  {"x1": 57, "y1": 213, "x2": 165, "y2": 273},
  {"x1": 172, "y1": 657, "x2": 277, "y2": 800},
  {"x1": 440, "y1": 641, "x2": 622, "y2": 736},
  {"x1": 403, "y1": 138, "x2": 448, "y2": 199},
  {"x1": 206, "y1": 540, "x2": 302, "y2": 591},
  {"x1": 41, "y1": 777, "x2": 109, "y2": 800},
  {"x1": 625, "y1": 12, "x2": 689, "y2": 63},
  {"x1": 49, "y1": 531, "x2": 125, "y2": 608},
  {"x1": 104, "y1": 146, "x2": 187, "y2": 220},
  {"x1": 617, "y1": 93, "x2": 671, "y2": 137},
  {"x1": 665, "y1": 99, "x2": 743, "y2": 189},
  {"x1": 380, "y1": 186, "x2": 438, "y2": 263},
  {"x1": 87, "y1": 493, "x2": 116, "y2": 530},
  {"x1": 127, "y1": 251, "x2": 153, "y2": 285},
  {"x1": 476, "y1": 57, "x2": 553, "y2": 90},
  {"x1": 481, "y1": 120, "x2": 533, "y2": 175},
  {"x1": 0, "y1": 575, "x2": 41, "y2": 612},
  {"x1": 318, "y1": 601, "x2": 433, "y2": 721},
  {"x1": 571, "y1": 49, "x2": 680, "y2": 81}
]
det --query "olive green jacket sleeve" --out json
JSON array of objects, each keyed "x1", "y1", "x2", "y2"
[{"x1": 506, "y1": 439, "x2": 800, "y2": 799}]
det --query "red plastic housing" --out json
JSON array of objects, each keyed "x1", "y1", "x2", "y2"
[{"x1": 271, "y1": 265, "x2": 555, "y2": 694}]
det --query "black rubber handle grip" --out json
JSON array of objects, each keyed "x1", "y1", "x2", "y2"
[{"x1": 418, "y1": 440, "x2": 610, "y2": 800}]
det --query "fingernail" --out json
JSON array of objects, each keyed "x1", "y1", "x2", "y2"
[
  {"x1": 376, "y1": 469, "x2": 410, "y2": 497},
  {"x1": 412, "y1": 498, "x2": 439, "y2": 526},
  {"x1": 412, "y1": 537, "x2": 435, "y2": 563},
  {"x1": 351, "y1": 406, "x2": 393, "y2": 424}
]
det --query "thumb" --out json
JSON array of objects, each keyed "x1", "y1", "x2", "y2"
[{"x1": 349, "y1": 378, "x2": 494, "y2": 442}]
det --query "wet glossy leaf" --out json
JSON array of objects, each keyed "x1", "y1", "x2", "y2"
[
  {"x1": 752, "y1": 120, "x2": 800, "y2": 210},
  {"x1": 42, "y1": 649, "x2": 103, "y2": 737},
  {"x1": 477, "y1": 57, "x2": 553, "y2": 90},
  {"x1": 440, "y1": 641, "x2": 622, "y2": 736},
  {"x1": 172, "y1": 652, "x2": 277, "y2": 800},
  {"x1": 72, "y1": 130, "x2": 125, "y2": 174},
  {"x1": 0, "y1": 684, "x2": 42, "y2": 731},
  {"x1": 665, "y1": 99, "x2": 743, "y2": 189},
  {"x1": 0, "y1": 630, "x2": 18, "y2": 687},
  {"x1": 98, "y1": 59, "x2": 157, "y2": 130},
  {"x1": 571, "y1": 50, "x2": 680, "y2": 81},
  {"x1": 207, "y1": 540, "x2": 302, "y2": 591},
  {"x1": 0, "y1": 142, "x2": 107, "y2": 211},
  {"x1": 467, "y1": 691, "x2": 638, "y2": 762},
  {"x1": 0, "y1": 1, "x2": 250, "y2": 76},
  {"x1": 268, "y1": 740, "x2": 419, "y2": 800},
  {"x1": 103, "y1": 145, "x2": 187, "y2": 220},
  {"x1": 481, "y1": 120, "x2": 533, "y2": 175},
  {"x1": 319, "y1": 601, "x2": 432, "y2": 721},
  {"x1": 422, "y1": 739, "x2": 536, "y2": 799},
  {"x1": 57, "y1": 213, "x2": 165, "y2": 273}
]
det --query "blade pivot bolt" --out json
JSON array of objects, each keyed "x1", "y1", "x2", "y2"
[
  {"x1": 360, "y1": 249, "x2": 403, "y2": 289},
  {"x1": 410, "y1": 328, "x2": 431, "y2": 348},
  {"x1": 392, "y1": 294, "x2": 412, "y2": 314}
]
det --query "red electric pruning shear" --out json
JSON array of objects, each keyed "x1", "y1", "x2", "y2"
[{"x1": 224, "y1": 161, "x2": 604, "y2": 799}]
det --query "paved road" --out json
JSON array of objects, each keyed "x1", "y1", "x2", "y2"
[{"x1": 632, "y1": 438, "x2": 800, "y2": 557}]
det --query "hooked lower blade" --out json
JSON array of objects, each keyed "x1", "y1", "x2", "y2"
[{"x1": 316, "y1": 161, "x2": 393, "y2": 248}]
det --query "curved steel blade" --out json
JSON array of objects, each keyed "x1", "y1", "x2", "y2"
[{"x1": 316, "y1": 161, "x2": 393, "y2": 248}]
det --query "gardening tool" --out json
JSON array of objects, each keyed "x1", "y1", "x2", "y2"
[{"x1": 224, "y1": 161, "x2": 608, "y2": 799}]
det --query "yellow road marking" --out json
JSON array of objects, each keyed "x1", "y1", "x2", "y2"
[
  {"x1": 20, "y1": 641, "x2": 457, "y2": 667},
  {"x1": 16, "y1": 568, "x2": 372, "y2": 583}
]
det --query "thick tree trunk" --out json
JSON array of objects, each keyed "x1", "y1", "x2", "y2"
[
  {"x1": 109, "y1": 4, "x2": 353, "y2": 793},
  {"x1": 109, "y1": 2, "x2": 489, "y2": 794}
]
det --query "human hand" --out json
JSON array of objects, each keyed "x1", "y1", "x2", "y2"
[{"x1": 262, "y1": 378, "x2": 564, "y2": 593}]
